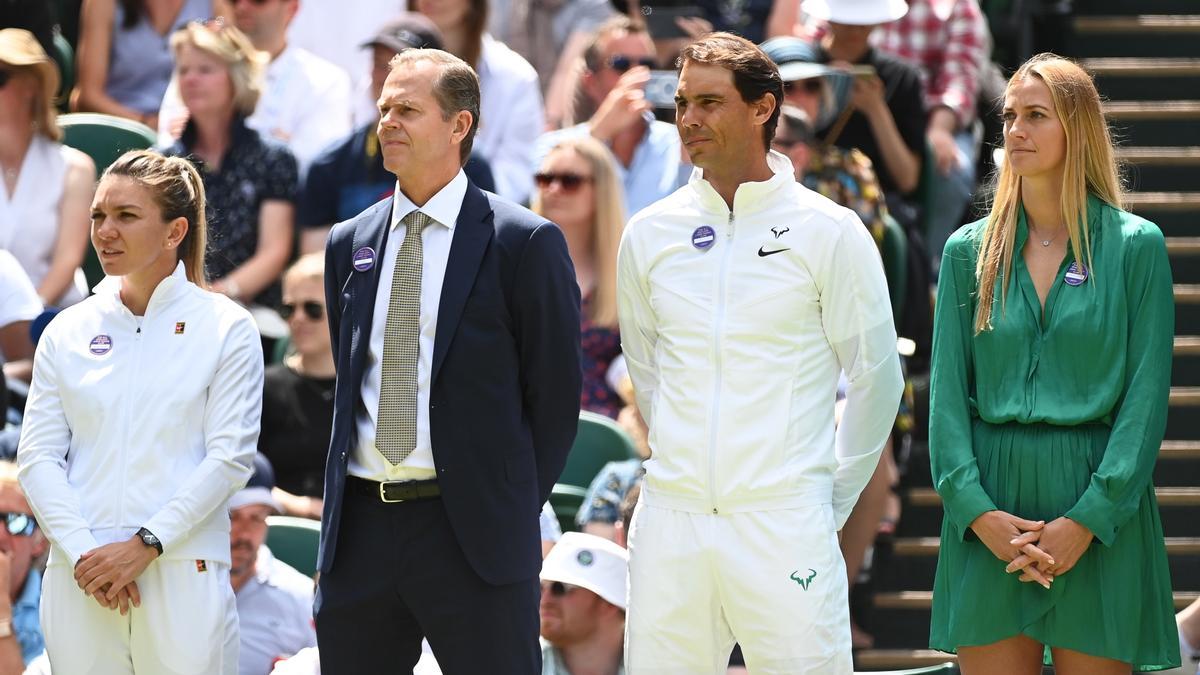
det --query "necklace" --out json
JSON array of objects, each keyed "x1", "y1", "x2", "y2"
[{"x1": 1029, "y1": 224, "x2": 1064, "y2": 247}]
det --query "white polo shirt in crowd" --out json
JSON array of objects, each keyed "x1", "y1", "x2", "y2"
[
  {"x1": 350, "y1": 171, "x2": 467, "y2": 483},
  {"x1": 237, "y1": 546, "x2": 317, "y2": 675}
]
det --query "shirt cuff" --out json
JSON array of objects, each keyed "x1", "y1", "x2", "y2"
[
  {"x1": 1064, "y1": 488, "x2": 1117, "y2": 547},
  {"x1": 58, "y1": 529, "x2": 102, "y2": 567},
  {"x1": 942, "y1": 482, "x2": 997, "y2": 542}
]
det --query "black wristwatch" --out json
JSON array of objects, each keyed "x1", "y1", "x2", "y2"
[{"x1": 136, "y1": 527, "x2": 163, "y2": 556}]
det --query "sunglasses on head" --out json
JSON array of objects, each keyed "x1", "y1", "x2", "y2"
[
  {"x1": 534, "y1": 172, "x2": 591, "y2": 192},
  {"x1": 541, "y1": 581, "x2": 581, "y2": 597},
  {"x1": 0, "y1": 512, "x2": 36, "y2": 537},
  {"x1": 783, "y1": 78, "x2": 823, "y2": 95},
  {"x1": 279, "y1": 300, "x2": 324, "y2": 321},
  {"x1": 607, "y1": 55, "x2": 657, "y2": 73}
]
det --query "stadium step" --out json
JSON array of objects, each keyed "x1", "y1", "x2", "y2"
[
  {"x1": 1075, "y1": 15, "x2": 1200, "y2": 34},
  {"x1": 855, "y1": 649, "x2": 956, "y2": 670},
  {"x1": 892, "y1": 536, "x2": 1200, "y2": 557},
  {"x1": 1075, "y1": 14, "x2": 1200, "y2": 33},
  {"x1": 1106, "y1": 106, "x2": 1200, "y2": 146},
  {"x1": 1120, "y1": 147, "x2": 1200, "y2": 166},
  {"x1": 1084, "y1": 58, "x2": 1200, "y2": 77},
  {"x1": 874, "y1": 590, "x2": 1200, "y2": 611},
  {"x1": 906, "y1": 486, "x2": 1200, "y2": 508},
  {"x1": 1104, "y1": 101, "x2": 1200, "y2": 121},
  {"x1": 1127, "y1": 192, "x2": 1200, "y2": 212}
]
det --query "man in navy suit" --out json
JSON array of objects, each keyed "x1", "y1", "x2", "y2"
[{"x1": 314, "y1": 47, "x2": 582, "y2": 674}]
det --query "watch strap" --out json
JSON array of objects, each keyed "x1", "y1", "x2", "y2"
[{"x1": 136, "y1": 527, "x2": 163, "y2": 555}]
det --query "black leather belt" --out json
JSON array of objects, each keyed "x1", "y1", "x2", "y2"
[{"x1": 347, "y1": 476, "x2": 441, "y2": 503}]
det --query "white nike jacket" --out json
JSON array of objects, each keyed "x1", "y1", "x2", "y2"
[
  {"x1": 18, "y1": 263, "x2": 262, "y2": 566},
  {"x1": 616, "y1": 152, "x2": 903, "y2": 527}
]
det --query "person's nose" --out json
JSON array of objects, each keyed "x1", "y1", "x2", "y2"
[
  {"x1": 94, "y1": 215, "x2": 117, "y2": 240},
  {"x1": 678, "y1": 104, "x2": 702, "y2": 129}
]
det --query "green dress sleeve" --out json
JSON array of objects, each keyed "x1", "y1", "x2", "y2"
[
  {"x1": 1065, "y1": 223, "x2": 1175, "y2": 546},
  {"x1": 930, "y1": 231, "x2": 998, "y2": 541}
]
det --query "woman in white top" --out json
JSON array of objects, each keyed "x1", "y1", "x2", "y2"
[
  {"x1": 0, "y1": 29, "x2": 95, "y2": 307},
  {"x1": 17, "y1": 150, "x2": 263, "y2": 674},
  {"x1": 409, "y1": 0, "x2": 545, "y2": 203}
]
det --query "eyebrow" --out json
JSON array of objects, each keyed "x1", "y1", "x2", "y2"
[
  {"x1": 1003, "y1": 103, "x2": 1051, "y2": 112},
  {"x1": 675, "y1": 92, "x2": 726, "y2": 103}
]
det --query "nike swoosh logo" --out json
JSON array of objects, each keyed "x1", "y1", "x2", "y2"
[{"x1": 758, "y1": 247, "x2": 790, "y2": 257}]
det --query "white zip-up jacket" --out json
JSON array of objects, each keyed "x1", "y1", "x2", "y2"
[
  {"x1": 18, "y1": 263, "x2": 262, "y2": 566},
  {"x1": 616, "y1": 152, "x2": 903, "y2": 527}
]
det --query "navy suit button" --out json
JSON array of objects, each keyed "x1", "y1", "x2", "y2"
[
  {"x1": 341, "y1": 451, "x2": 348, "y2": 461},
  {"x1": 342, "y1": 292, "x2": 351, "y2": 302}
]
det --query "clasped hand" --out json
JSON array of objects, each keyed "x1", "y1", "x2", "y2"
[
  {"x1": 73, "y1": 536, "x2": 158, "y2": 615},
  {"x1": 969, "y1": 511, "x2": 1094, "y2": 589}
]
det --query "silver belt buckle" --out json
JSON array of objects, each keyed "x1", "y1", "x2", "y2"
[{"x1": 378, "y1": 481, "x2": 405, "y2": 503}]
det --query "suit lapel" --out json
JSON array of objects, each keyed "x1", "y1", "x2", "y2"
[
  {"x1": 349, "y1": 198, "x2": 394, "y2": 379},
  {"x1": 431, "y1": 184, "x2": 493, "y2": 384}
]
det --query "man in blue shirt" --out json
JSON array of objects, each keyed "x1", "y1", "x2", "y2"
[
  {"x1": 0, "y1": 460, "x2": 46, "y2": 669},
  {"x1": 533, "y1": 16, "x2": 691, "y2": 217}
]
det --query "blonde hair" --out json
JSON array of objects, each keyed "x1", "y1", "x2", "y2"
[
  {"x1": 973, "y1": 53, "x2": 1123, "y2": 333},
  {"x1": 530, "y1": 137, "x2": 627, "y2": 328},
  {"x1": 284, "y1": 252, "x2": 325, "y2": 288},
  {"x1": 170, "y1": 21, "x2": 266, "y2": 117},
  {"x1": 103, "y1": 150, "x2": 210, "y2": 286}
]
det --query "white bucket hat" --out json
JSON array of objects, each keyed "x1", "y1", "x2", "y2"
[
  {"x1": 540, "y1": 532, "x2": 629, "y2": 610},
  {"x1": 804, "y1": 0, "x2": 909, "y2": 25}
]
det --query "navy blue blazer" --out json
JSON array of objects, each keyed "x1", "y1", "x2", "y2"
[{"x1": 319, "y1": 180, "x2": 582, "y2": 585}]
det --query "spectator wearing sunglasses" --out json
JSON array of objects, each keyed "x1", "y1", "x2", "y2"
[
  {"x1": 258, "y1": 253, "x2": 334, "y2": 519},
  {"x1": 533, "y1": 16, "x2": 690, "y2": 216},
  {"x1": 539, "y1": 532, "x2": 628, "y2": 675},
  {"x1": 532, "y1": 137, "x2": 626, "y2": 419},
  {"x1": 0, "y1": 29, "x2": 96, "y2": 309},
  {"x1": 0, "y1": 460, "x2": 47, "y2": 670},
  {"x1": 71, "y1": 0, "x2": 230, "y2": 128}
]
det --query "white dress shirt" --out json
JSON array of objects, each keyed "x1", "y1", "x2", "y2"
[{"x1": 350, "y1": 171, "x2": 468, "y2": 482}]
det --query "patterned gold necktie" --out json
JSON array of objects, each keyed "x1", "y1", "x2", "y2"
[{"x1": 376, "y1": 210, "x2": 432, "y2": 465}]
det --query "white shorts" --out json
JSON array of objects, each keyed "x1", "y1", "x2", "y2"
[
  {"x1": 625, "y1": 502, "x2": 852, "y2": 675},
  {"x1": 41, "y1": 558, "x2": 239, "y2": 675}
]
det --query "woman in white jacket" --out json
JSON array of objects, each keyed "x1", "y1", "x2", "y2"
[{"x1": 17, "y1": 150, "x2": 263, "y2": 674}]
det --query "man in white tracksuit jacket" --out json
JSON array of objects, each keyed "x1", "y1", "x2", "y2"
[{"x1": 616, "y1": 33, "x2": 904, "y2": 674}]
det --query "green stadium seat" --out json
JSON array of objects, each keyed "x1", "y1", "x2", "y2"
[
  {"x1": 549, "y1": 483, "x2": 588, "y2": 534},
  {"x1": 557, "y1": 411, "x2": 639, "y2": 490},
  {"x1": 51, "y1": 31, "x2": 73, "y2": 110},
  {"x1": 265, "y1": 515, "x2": 321, "y2": 578},
  {"x1": 855, "y1": 664, "x2": 955, "y2": 675},
  {"x1": 58, "y1": 112, "x2": 157, "y2": 172},
  {"x1": 57, "y1": 113, "x2": 158, "y2": 290}
]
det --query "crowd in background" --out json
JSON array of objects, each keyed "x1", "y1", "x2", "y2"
[{"x1": 5, "y1": 0, "x2": 1187, "y2": 673}]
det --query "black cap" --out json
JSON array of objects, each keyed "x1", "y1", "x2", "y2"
[{"x1": 363, "y1": 13, "x2": 444, "y2": 54}]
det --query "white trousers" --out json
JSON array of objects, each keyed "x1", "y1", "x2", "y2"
[
  {"x1": 41, "y1": 559, "x2": 239, "y2": 675},
  {"x1": 625, "y1": 502, "x2": 853, "y2": 675}
]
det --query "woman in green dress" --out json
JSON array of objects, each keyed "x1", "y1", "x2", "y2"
[{"x1": 928, "y1": 53, "x2": 1179, "y2": 674}]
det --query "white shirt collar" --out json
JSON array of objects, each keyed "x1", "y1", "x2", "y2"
[
  {"x1": 93, "y1": 260, "x2": 188, "y2": 297},
  {"x1": 689, "y1": 150, "x2": 796, "y2": 214},
  {"x1": 390, "y1": 170, "x2": 468, "y2": 232}
]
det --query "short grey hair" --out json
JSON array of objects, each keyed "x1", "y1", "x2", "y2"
[{"x1": 389, "y1": 49, "x2": 481, "y2": 163}]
